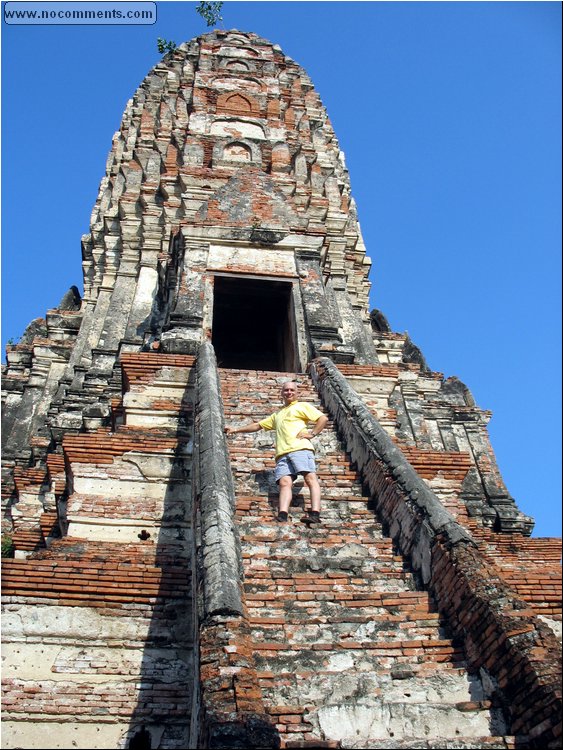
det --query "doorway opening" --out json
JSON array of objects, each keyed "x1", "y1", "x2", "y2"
[{"x1": 212, "y1": 275, "x2": 298, "y2": 372}]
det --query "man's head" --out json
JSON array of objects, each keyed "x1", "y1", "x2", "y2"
[{"x1": 281, "y1": 381, "x2": 298, "y2": 405}]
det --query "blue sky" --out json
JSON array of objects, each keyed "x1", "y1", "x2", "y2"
[{"x1": 1, "y1": 1, "x2": 561, "y2": 538}]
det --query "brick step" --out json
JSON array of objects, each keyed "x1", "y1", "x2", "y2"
[
  {"x1": 280, "y1": 737, "x2": 518, "y2": 750},
  {"x1": 243, "y1": 573, "x2": 415, "y2": 590},
  {"x1": 12, "y1": 466, "x2": 48, "y2": 492},
  {"x1": 66, "y1": 493, "x2": 187, "y2": 521},
  {"x1": 63, "y1": 444, "x2": 187, "y2": 464},
  {"x1": 2, "y1": 677, "x2": 192, "y2": 719},
  {"x1": 28, "y1": 537, "x2": 188, "y2": 565},
  {"x1": 227, "y1": 446, "x2": 352, "y2": 459},
  {"x1": 239, "y1": 499, "x2": 373, "y2": 514},
  {"x1": 1, "y1": 565, "x2": 190, "y2": 601},
  {"x1": 244, "y1": 583, "x2": 425, "y2": 599},
  {"x1": 46, "y1": 452, "x2": 66, "y2": 481},
  {"x1": 251, "y1": 637, "x2": 462, "y2": 651},
  {"x1": 39, "y1": 511, "x2": 59, "y2": 536},
  {"x1": 264, "y1": 704, "x2": 504, "y2": 748},
  {"x1": 238, "y1": 529, "x2": 397, "y2": 551},
  {"x1": 253, "y1": 655, "x2": 469, "y2": 683},
  {"x1": 244, "y1": 573, "x2": 415, "y2": 590},
  {"x1": 238, "y1": 507, "x2": 372, "y2": 521},
  {"x1": 123, "y1": 397, "x2": 193, "y2": 412},
  {"x1": 242, "y1": 564, "x2": 420, "y2": 582},
  {"x1": 470, "y1": 529, "x2": 562, "y2": 618},
  {"x1": 228, "y1": 447, "x2": 347, "y2": 459},
  {"x1": 230, "y1": 472, "x2": 363, "y2": 485},
  {"x1": 2, "y1": 561, "x2": 190, "y2": 594},
  {"x1": 239, "y1": 541, "x2": 397, "y2": 561},
  {"x1": 63, "y1": 427, "x2": 189, "y2": 459},
  {"x1": 10, "y1": 528, "x2": 45, "y2": 551},
  {"x1": 237, "y1": 511, "x2": 377, "y2": 529},
  {"x1": 248, "y1": 612, "x2": 441, "y2": 626},
  {"x1": 257, "y1": 663, "x2": 476, "y2": 682},
  {"x1": 223, "y1": 399, "x2": 329, "y2": 416},
  {"x1": 234, "y1": 493, "x2": 368, "y2": 507},
  {"x1": 220, "y1": 376, "x2": 318, "y2": 387},
  {"x1": 245, "y1": 601, "x2": 436, "y2": 617},
  {"x1": 231, "y1": 471, "x2": 357, "y2": 483},
  {"x1": 257, "y1": 675, "x2": 507, "y2": 746},
  {"x1": 222, "y1": 388, "x2": 321, "y2": 399},
  {"x1": 120, "y1": 352, "x2": 195, "y2": 385},
  {"x1": 3, "y1": 557, "x2": 188, "y2": 576},
  {"x1": 220, "y1": 382, "x2": 318, "y2": 405},
  {"x1": 239, "y1": 522, "x2": 390, "y2": 541},
  {"x1": 336, "y1": 364, "x2": 405, "y2": 377},
  {"x1": 248, "y1": 624, "x2": 458, "y2": 647},
  {"x1": 246, "y1": 609, "x2": 436, "y2": 627}
]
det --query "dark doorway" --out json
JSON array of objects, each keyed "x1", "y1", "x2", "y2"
[
  {"x1": 129, "y1": 726, "x2": 151, "y2": 750},
  {"x1": 212, "y1": 275, "x2": 297, "y2": 372}
]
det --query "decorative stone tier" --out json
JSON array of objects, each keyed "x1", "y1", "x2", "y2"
[
  {"x1": 1, "y1": 354, "x2": 196, "y2": 750},
  {"x1": 336, "y1": 359, "x2": 534, "y2": 535},
  {"x1": 1, "y1": 543, "x2": 190, "y2": 606}
]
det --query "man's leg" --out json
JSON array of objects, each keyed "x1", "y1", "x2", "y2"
[
  {"x1": 303, "y1": 472, "x2": 321, "y2": 513},
  {"x1": 278, "y1": 475, "x2": 293, "y2": 514}
]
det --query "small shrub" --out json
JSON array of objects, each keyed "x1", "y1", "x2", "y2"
[
  {"x1": 1, "y1": 533, "x2": 14, "y2": 558},
  {"x1": 157, "y1": 38, "x2": 177, "y2": 55},
  {"x1": 196, "y1": 1, "x2": 223, "y2": 27}
]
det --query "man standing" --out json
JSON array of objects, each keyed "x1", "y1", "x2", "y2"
[{"x1": 224, "y1": 381, "x2": 328, "y2": 524}]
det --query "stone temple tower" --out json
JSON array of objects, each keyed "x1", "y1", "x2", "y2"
[{"x1": 2, "y1": 30, "x2": 561, "y2": 750}]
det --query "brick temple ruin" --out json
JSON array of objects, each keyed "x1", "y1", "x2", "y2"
[{"x1": 1, "y1": 30, "x2": 561, "y2": 750}]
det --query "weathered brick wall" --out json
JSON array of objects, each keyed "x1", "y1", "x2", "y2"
[
  {"x1": 2, "y1": 354, "x2": 196, "y2": 749},
  {"x1": 2, "y1": 544, "x2": 194, "y2": 749},
  {"x1": 310, "y1": 356, "x2": 562, "y2": 748}
]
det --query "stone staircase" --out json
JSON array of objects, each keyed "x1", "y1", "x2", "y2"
[
  {"x1": 220, "y1": 367, "x2": 515, "y2": 749},
  {"x1": 3, "y1": 354, "x2": 556, "y2": 748}
]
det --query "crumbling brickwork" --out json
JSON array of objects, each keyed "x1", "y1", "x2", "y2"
[{"x1": 2, "y1": 29, "x2": 560, "y2": 750}]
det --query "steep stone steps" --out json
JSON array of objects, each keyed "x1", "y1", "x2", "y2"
[{"x1": 219, "y1": 367, "x2": 509, "y2": 749}]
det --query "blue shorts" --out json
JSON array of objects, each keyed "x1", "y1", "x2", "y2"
[{"x1": 275, "y1": 450, "x2": 317, "y2": 483}]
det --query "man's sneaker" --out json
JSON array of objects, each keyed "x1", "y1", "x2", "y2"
[
  {"x1": 301, "y1": 511, "x2": 321, "y2": 525},
  {"x1": 276, "y1": 511, "x2": 288, "y2": 523}
]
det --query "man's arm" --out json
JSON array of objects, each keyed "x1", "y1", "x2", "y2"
[
  {"x1": 297, "y1": 414, "x2": 328, "y2": 440},
  {"x1": 225, "y1": 422, "x2": 263, "y2": 436}
]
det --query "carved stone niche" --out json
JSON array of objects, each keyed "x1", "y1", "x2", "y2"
[
  {"x1": 271, "y1": 143, "x2": 291, "y2": 174},
  {"x1": 212, "y1": 139, "x2": 261, "y2": 168},
  {"x1": 216, "y1": 91, "x2": 261, "y2": 118}
]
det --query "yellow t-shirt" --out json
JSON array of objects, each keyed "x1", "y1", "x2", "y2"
[{"x1": 259, "y1": 400, "x2": 325, "y2": 459}]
